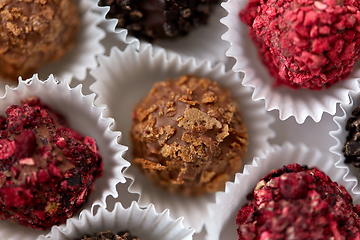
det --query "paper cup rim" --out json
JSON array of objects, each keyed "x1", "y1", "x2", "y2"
[{"x1": 41, "y1": 201, "x2": 195, "y2": 240}]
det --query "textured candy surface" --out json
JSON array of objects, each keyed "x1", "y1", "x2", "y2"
[
  {"x1": 99, "y1": 0, "x2": 219, "y2": 40},
  {"x1": 0, "y1": 0, "x2": 79, "y2": 81},
  {"x1": 237, "y1": 163, "x2": 360, "y2": 240},
  {"x1": 0, "y1": 97, "x2": 102, "y2": 229},
  {"x1": 75, "y1": 231, "x2": 139, "y2": 240},
  {"x1": 240, "y1": 0, "x2": 360, "y2": 89},
  {"x1": 131, "y1": 75, "x2": 248, "y2": 196}
]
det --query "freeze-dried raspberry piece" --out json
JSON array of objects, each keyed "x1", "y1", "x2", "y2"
[
  {"x1": 240, "y1": 0, "x2": 360, "y2": 89},
  {"x1": 236, "y1": 163, "x2": 360, "y2": 240},
  {"x1": 0, "y1": 97, "x2": 103, "y2": 230}
]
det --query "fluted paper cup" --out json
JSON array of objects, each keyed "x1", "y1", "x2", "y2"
[
  {"x1": 204, "y1": 142, "x2": 360, "y2": 240},
  {"x1": 94, "y1": 1, "x2": 230, "y2": 64},
  {"x1": 221, "y1": 0, "x2": 360, "y2": 123},
  {"x1": 0, "y1": 75, "x2": 129, "y2": 240},
  {"x1": 89, "y1": 43, "x2": 275, "y2": 232},
  {"x1": 41, "y1": 201, "x2": 194, "y2": 240}
]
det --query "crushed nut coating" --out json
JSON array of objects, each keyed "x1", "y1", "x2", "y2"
[
  {"x1": 240, "y1": 0, "x2": 360, "y2": 89},
  {"x1": 0, "y1": 97, "x2": 102, "y2": 229},
  {"x1": 75, "y1": 231, "x2": 139, "y2": 240},
  {"x1": 130, "y1": 75, "x2": 248, "y2": 196},
  {"x1": 98, "y1": 0, "x2": 219, "y2": 40},
  {"x1": 0, "y1": 0, "x2": 79, "y2": 81},
  {"x1": 237, "y1": 163, "x2": 360, "y2": 240}
]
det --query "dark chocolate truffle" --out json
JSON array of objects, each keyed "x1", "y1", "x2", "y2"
[
  {"x1": 0, "y1": 0, "x2": 79, "y2": 81},
  {"x1": 75, "y1": 231, "x2": 139, "y2": 240},
  {"x1": 98, "y1": 0, "x2": 219, "y2": 40},
  {"x1": 0, "y1": 97, "x2": 102, "y2": 230},
  {"x1": 343, "y1": 105, "x2": 360, "y2": 168},
  {"x1": 130, "y1": 75, "x2": 248, "y2": 196},
  {"x1": 239, "y1": 0, "x2": 360, "y2": 89},
  {"x1": 237, "y1": 163, "x2": 360, "y2": 240}
]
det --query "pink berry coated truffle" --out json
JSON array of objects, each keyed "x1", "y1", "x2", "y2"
[
  {"x1": 0, "y1": 97, "x2": 102, "y2": 230},
  {"x1": 240, "y1": 0, "x2": 360, "y2": 89},
  {"x1": 236, "y1": 163, "x2": 360, "y2": 240}
]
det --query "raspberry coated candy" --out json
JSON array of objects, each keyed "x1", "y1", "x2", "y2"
[
  {"x1": 0, "y1": 97, "x2": 103, "y2": 229},
  {"x1": 240, "y1": 0, "x2": 360, "y2": 89},
  {"x1": 236, "y1": 163, "x2": 360, "y2": 240}
]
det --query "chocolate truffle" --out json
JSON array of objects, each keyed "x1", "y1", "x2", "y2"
[
  {"x1": 0, "y1": 97, "x2": 102, "y2": 230},
  {"x1": 237, "y1": 163, "x2": 360, "y2": 240},
  {"x1": 130, "y1": 75, "x2": 248, "y2": 196},
  {"x1": 0, "y1": 0, "x2": 79, "y2": 81},
  {"x1": 98, "y1": 0, "x2": 219, "y2": 40},
  {"x1": 343, "y1": 105, "x2": 360, "y2": 168},
  {"x1": 75, "y1": 231, "x2": 139, "y2": 240},
  {"x1": 240, "y1": 0, "x2": 360, "y2": 89}
]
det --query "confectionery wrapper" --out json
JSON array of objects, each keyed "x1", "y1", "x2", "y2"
[
  {"x1": 89, "y1": 43, "x2": 274, "y2": 232},
  {"x1": 0, "y1": 75, "x2": 129, "y2": 240},
  {"x1": 204, "y1": 142, "x2": 360, "y2": 239},
  {"x1": 221, "y1": 0, "x2": 360, "y2": 123},
  {"x1": 41, "y1": 201, "x2": 194, "y2": 240}
]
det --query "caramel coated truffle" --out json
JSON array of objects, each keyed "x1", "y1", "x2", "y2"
[
  {"x1": 237, "y1": 164, "x2": 360, "y2": 239},
  {"x1": 0, "y1": 97, "x2": 102, "y2": 229},
  {"x1": 98, "y1": 0, "x2": 219, "y2": 40},
  {"x1": 130, "y1": 75, "x2": 248, "y2": 196},
  {"x1": 0, "y1": 0, "x2": 79, "y2": 81}
]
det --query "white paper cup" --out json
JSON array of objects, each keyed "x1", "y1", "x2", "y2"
[
  {"x1": 41, "y1": 201, "x2": 194, "y2": 240},
  {"x1": 204, "y1": 142, "x2": 360, "y2": 240},
  {"x1": 221, "y1": 0, "x2": 360, "y2": 123},
  {"x1": 330, "y1": 90, "x2": 360, "y2": 196},
  {"x1": 94, "y1": 1, "x2": 230, "y2": 64},
  {"x1": 0, "y1": 75, "x2": 130, "y2": 240},
  {"x1": 89, "y1": 43, "x2": 275, "y2": 232}
]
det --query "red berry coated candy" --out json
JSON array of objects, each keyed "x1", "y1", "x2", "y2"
[
  {"x1": 240, "y1": 0, "x2": 360, "y2": 89},
  {"x1": 237, "y1": 163, "x2": 360, "y2": 239},
  {"x1": 0, "y1": 97, "x2": 102, "y2": 229}
]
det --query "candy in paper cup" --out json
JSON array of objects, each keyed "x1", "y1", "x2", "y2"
[
  {"x1": 41, "y1": 201, "x2": 194, "y2": 240},
  {"x1": 221, "y1": 0, "x2": 360, "y2": 123},
  {"x1": 95, "y1": 1, "x2": 230, "y2": 64},
  {"x1": 89, "y1": 43, "x2": 275, "y2": 232},
  {"x1": 0, "y1": 0, "x2": 105, "y2": 84},
  {"x1": 0, "y1": 75, "x2": 129, "y2": 240},
  {"x1": 330, "y1": 89, "x2": 360, "y2": 195},
  {"x1": 204, "y1": 142, "x2": 360, "y2": 240}
]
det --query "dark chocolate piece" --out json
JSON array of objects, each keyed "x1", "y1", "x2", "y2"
[
  {"x1": 343, "y1": 105, "x2": 360, "y2": 168},
  {"x1": 98, "y1": 0, "x2": 219, "y2": 40},
  {"x1": 75, "y1": 231, "x2": 139, "y2": 240},
  {"x1": 130, "y1": 75, "x2": 248, "y2": 196}
]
